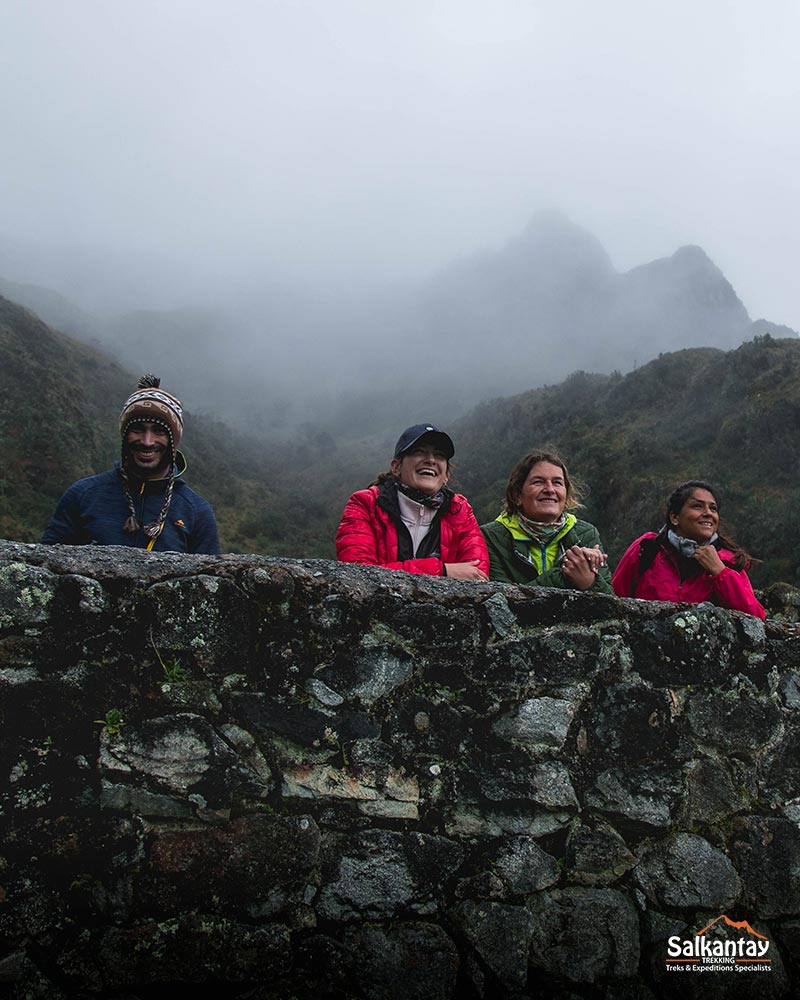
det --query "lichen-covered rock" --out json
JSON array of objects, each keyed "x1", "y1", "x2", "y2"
[
  {"x1": 482, "y1": 591, "x2": 518, "y2": 638},
  {"x1": 729, "y1": 816, "x2": 800, "y2": 919},
  {"x1": 342, "y1": 921, "x2": 460, "y2": 1000},
  {"x1": 306, "y1": 676, "x2": 345, "y2": 707},
  {"x1": 641, "y1": 909, "x2": 687, "y2": 945},
  {"x1": 678, "y1": 756, "x2": 745, "y2": 828},
  {"x1": 471, "y1": 627, "x2": 605, "y2": 697},
  {"x1": 634, "y1": 833, "x2": 740, "y2": 909},
  {"x1": 317, "y1": 830, "x2": 463, "y2": 922},
  {"x1": 231, "y1": 690, "x2": 380, "y2": 748},
  {"x1": 633, "y1": 606, "x2": 738, "y2": 685},
  {"x1": 452, "y1": 899, "x2": 535, "y2": 990},
  {"x1": 761, "y1": 582, "x2": 800, "y2": 620},
  {"x1": 585, "y1": 766, "x2": 683, "y2": 828},
  {"x1": 759, "y1": 726, "x2": 800, "y2": 808},
  {"x1": 99, "y1": 713, "x2": 250, "y2": 816},
  {"x1": 282, "y1": 762, "x2": 419, "y2": 820},
  {"x1": 489, "y1": 836, "x2": 561, "y2": 894},
  {"x1": 686, "y1": 685, "x2": 783, "y2": 755},
  {"x1": 477, "y1": 756, "x2": 579, "y2": 811},
  {"x1": 0, "y1": 561, "x2": 58, "y2": 630},
  {"x1": 146, "y1": 575, "x2": 251, "y2": 676},
  {"x1": 566, "y1": 819, "x2": 637, "y2": 886},
  {"x1": 2, "y1": 542, "x2": 800, "y2": 998},
  {"x1": 0, "y1": 868, "x2": 69, "y2": 946},
  {"x1": 379, "y1": 601, "x2": 482, "y2": 654},
  {"x1": 1, "y1": 736, "x2": 97, "y2": 822},
  {"x1": 1, "y1": 812, "x2": 143, "y2": 932},
  {"x1": 325, "y1": 643, "x2": 413, "y2": 708},
  {"x1": 590, "y1": 681, "x2": 679, "y2": 762},
  {"x1": 491, "y1": 689, "x2": 585, "y2": 753},
  {"x1": 528, "y1": 627, "x2": 607, "y2": 685},
  {"x1": 778, "y1": 669, "x2": 800, "y2": 709},
  {"x1": 527, "y1": 887, "x2": 640, "y2": 983},
  {"x1": 445, "y1": 802, "x2": 574, "y2": 839},
  {"x1": 383, "y1": 693, "x2": 470, "y2": 761}
]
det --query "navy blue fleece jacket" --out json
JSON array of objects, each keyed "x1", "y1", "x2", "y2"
[{"x1": 41, "y1": 462, "x2": 220, "y2": 554}]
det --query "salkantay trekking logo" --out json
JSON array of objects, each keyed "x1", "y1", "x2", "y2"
[{"x1": 666, "y1": 914, "x2": 772, "y2": 974}]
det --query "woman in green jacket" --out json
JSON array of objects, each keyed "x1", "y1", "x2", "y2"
[{"x1": 481, "y1": 448, "x2": 612, "y2": 592}]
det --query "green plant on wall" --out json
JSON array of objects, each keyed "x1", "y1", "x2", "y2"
[
  {"x1": 150, "y1": 628, "x2": 188, "y2": 683},
  {"x1": 94, "y1": 708, "x2": 125, "y2": 735},
  {"x1": 323, "y1": 726, "x2": 350, "y2": 767}
]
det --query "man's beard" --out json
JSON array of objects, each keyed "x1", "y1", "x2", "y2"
[{"x1": 126, "y1": 444, "x2": 171, "y2": 478}]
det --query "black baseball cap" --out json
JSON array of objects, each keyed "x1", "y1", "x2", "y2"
[{"x1": 393, "y1": 424, "x2": 455, "y2": 459}]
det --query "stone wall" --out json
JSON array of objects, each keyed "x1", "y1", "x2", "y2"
[{"x1": 1, "y1": 539, "x2": 798, "y2": 999}]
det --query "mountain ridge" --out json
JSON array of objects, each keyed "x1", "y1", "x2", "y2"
[{"x1": 1, "y1": 213, "x2": 793, "y2": 437}]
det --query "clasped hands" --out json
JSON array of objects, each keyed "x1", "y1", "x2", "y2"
[{"x1": 560, "y1": 544, "x2": 607, "y2": 590}]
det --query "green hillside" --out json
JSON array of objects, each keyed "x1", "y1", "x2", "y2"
[
  {"x1": 0, "y1": 295, "x2": 334, "y2": 556},
  {"x1": 0, "y1": 297, "x2": 130, "y2": 541},
  {"x1": 454, "y1": 336, "x2": 800, "y2": 586}
]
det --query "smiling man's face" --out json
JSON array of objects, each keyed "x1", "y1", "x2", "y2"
[
  {"x1": 391, "y1": 438, "x2": 449, "y2": 495},
  {"x1": 124, "y1": 420, "x2": 172, "y2": 479}
]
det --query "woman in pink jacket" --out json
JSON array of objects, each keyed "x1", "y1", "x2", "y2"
[
  {"x1": 612, "y1": 480, "x2": 765, "y2": 619},
  {"x1": 336, "y1": 423, "x2": 489, "y2": 580}
]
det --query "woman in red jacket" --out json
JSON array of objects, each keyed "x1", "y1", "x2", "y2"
[
  {"x1": 336, "y1": 423, "x2": 489, "y2": 580},
  {"x1": 612, "y1": 480, "x2": 765, "y2": 619}
]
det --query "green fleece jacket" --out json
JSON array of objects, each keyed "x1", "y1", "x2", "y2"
[{"x1": 481, "y1": 512, "x2": 613, "y2": 593}]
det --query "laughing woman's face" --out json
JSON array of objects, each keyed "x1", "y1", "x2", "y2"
[{"x1": 391, "y1": 440, "x2": 449, "y2": 495}]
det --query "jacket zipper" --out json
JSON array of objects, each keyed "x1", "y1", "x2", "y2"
[{"x1": 138, "y1": 481, "x2": 161, "y2": 551}]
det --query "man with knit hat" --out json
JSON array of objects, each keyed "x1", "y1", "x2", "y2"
[{"x1": 41, "y1": 374, "x2": 221, "y2": 553}]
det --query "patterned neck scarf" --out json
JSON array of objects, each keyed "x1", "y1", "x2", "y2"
[
  {"x1": 396, "y1": 481, "x2": 448, "y2": 510},
  {"x1": 515, "y1": 511, "x2": 568, "y2": 546},
  {"x1": 667, "y1": 528, "x2": 718, "y2": 558},
  {"x1": 119, "y1": 450, "x2": 176, "y2": 540}
]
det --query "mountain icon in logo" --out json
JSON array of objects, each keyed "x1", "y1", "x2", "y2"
[{"x1": 695, "y1": 915, "x2": 768, "y2": 940}]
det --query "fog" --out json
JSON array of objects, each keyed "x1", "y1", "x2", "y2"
[{"x1": 2, "y1": 1, "x2": 799, "y2": 430}]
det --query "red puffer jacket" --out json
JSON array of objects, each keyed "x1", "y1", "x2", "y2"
[
  {"x1": 336, "y1": 485, "x2": 489, "y2": 576},
  {"x1": 612, "y1": 532, "x2": 765, "y2": 619}
]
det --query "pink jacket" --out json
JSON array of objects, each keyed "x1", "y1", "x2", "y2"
[
  {"x1": 612, "y1": 532, "x2": 765, "y2": 619},
  {"x1": 336, "y1": 485, "x2": 489, "y2": 576}
]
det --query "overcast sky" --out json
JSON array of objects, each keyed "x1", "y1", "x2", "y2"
[{"x1": 2, "y1": 0, "x2": 799, "y2": 326}]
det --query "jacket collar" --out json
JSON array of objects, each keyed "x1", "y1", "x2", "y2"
[
  {"x1": 496, "y1": 510, "x2": 577, "y2": 543},
  {"x1": 377, "y1": 479, "x2": 453, "y2": 518}
]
